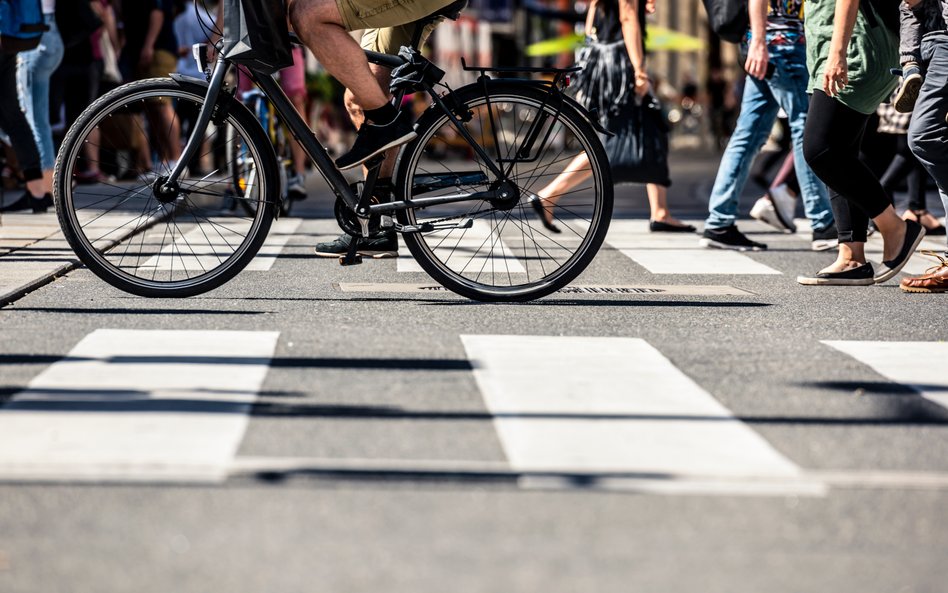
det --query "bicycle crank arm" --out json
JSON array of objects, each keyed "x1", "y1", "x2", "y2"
[
  {"x1": 371, "y1": 190, "x2": 499, "y2": 214},
  {"x1": 395, "y1": 218, "x2": 474, "y2": 234}
]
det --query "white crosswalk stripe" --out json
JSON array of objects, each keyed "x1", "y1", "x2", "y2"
[
  {"x1": 137, "y1": 218, "x2": 301, "y2": 273},
  {"x1": 822, "y1": 341, "x2": 948, "y2": 410},
  {"x1": 605, "y1": 220, "x2": 782, "y2": 275},
  {"x1": 460, "y1": 334, "x2": 823, "y2": 495},
  {"x1": 0, "y1": 329, "x2": 279, "y2": 483}
]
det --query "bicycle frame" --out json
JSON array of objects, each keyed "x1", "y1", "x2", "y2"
[{"x1": 166, "y1": 50, "x2": 586, "y2": 222}]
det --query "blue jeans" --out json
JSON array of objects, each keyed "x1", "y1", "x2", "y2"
[
  {"x1": 706, "y1": 42, "x2": 834, "y2": 231},
  {"x1": 908, "y1": 31, "x2": 948, "y2": 245},
  {"x1": 17, "y1": 15, "x2": 64, "y2": 171}
]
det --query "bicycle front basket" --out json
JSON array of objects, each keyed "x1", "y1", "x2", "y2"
[{"x1": 222, "y1": 0, "x2": 294, "y2": 74}]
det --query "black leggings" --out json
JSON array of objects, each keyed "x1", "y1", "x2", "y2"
[
  {"x1": 880, "y1": 134, "x2": 929, "y2": 212},
  {"x1": 803, "y1": 90, "x2": 891, "y2": 243},
  {"x1": 0, "y1": 53, "x2": 41, "y2": 182}
]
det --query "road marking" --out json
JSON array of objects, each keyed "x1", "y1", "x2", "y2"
[
  {"x1": 460, "y1": 335, "x2": 821, "y2": 496},
  {"x1": 137, "y1": 218, "x2": 300, "y2": 272},
  {"x1": 0, "y1": 329, "x2": 279, "y2": 482},
  {"x1": 822, "y1": 341, "x2": 948, "y2": 410},
  {"x1": 334, "y1": 282, "x2": 756, "y2": 296},
  {"x1": 398, "y1": 220, "x2": 526, "y2": 273},
  {"x1": 603, "y1": 220, "x2": 782, "y2": 275}
]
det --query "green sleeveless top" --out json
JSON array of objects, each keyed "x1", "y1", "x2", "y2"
[{"x1": 805, "y1": 0, "x2": 899, "y2": 114}]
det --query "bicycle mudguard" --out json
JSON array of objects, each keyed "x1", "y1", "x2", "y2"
[{"x1": 169, "y1": 73, "x2": 241, "y2": 125}]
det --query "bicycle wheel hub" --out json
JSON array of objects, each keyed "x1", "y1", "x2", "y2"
[
  {"x1": 489, "y1": 180, "x2": 520, "y2": 210},
  {"x1": 153, "y1": 176, "x2": 181, "y2": 204}
]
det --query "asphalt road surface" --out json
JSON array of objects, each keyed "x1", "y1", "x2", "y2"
[{"x1": 1, "y1": 153, "x2": 946, "y2": 593}]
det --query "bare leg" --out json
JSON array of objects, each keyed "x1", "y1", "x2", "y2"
[
  {"x1": 534, "y1": 153, "x2": 592, "y2": 223},
  {"x1": 288, "y1": 0, "x2": 389, "y2": 111},
  {"x1": 344, "y1": 63, "x2": 397, "y2": 178},
  {"x1": 646, "y1": 184, "x2": 688, "y2": 226},
  {"x1": 819, "y1": 241, "x2": 867, "y2": 274},
  {"x1": 873, "y1": 205, "x2": 909, "y2": 262}
]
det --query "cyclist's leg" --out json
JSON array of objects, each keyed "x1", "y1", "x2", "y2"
[
  {"x1": 287, "y1": 0, "x2": 454, "y2": 169},
  {"x1": 352, "y1": 21, "x2": 442, "y2": 178}
]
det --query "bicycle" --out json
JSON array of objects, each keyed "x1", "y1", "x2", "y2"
[
  {"x1": 53, "y1": 6, "x2": 613, "y2": 302},
  {"x1": 227, "y1": 86, "x2": 301, "y2": 217}
]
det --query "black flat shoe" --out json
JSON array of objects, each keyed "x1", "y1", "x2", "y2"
[
  {"x1": 797, "y1": 262, "x2": 875, "y2": 286},
  {"x1": 529, "y1": 195, "x2": 561, "y2": 234},
  {"x1": 874, "y1": 220, "x2": 926, "y2": 284},
  {"x1": 650, "y1": 220, "x2": 696, "y2": 233},
  {"x1": 0, "y1": 191, "x2": 52, "y2": 213}
]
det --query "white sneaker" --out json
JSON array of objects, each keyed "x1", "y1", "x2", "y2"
[
  {"x1": 750, "y1": 196, "x2": 793, "y2": 234},
  {"x1": 767, "y1": 184, "x2": 797, "y2": 232}
]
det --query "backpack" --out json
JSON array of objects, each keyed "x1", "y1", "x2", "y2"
[
  {"x1": 0, "y1": 0, "x2": 48, "y2": 54},
  {"x1": 702, "y1": 0, "x2": 749, "y2": 44}
]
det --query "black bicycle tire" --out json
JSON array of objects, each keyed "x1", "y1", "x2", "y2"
[
  {"x1": 394, "y1": 81, "x2": 613, "y2": 302},
  {"x1": 54, "y1": 77, "x2": 279, "y2": 298}
]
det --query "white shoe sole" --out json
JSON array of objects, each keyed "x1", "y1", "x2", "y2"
[
  {"x1": 336, "y1": 131, "x2": 418, "y2": 171},
  {"x1": 698, "y1": 237, "x2": 765, "y2": 252},
  {"x1": 796, "y1": 275, "x2": 874, "y2": 286},
  {"x1": 811, "y1": 239, "x2": 839, "y2": 252}
]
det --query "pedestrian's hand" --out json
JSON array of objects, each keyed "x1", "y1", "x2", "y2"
[
  {"x1": 139, "y1": 46, "x2": 155, "y2": 70},
  {"x1": 744, "y1": 39, "x2": 769, "y2": 80},
  {"x1": 634, "y1": 71, "x2": 650, "y2": 98},
  {"x1": 823, "y1": 54, "x2": 849, "y2": 97}
]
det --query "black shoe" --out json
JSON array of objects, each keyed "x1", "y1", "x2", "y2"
[
  {"x1": 698, "y1": 225, "x2": 767, "y2": 251},
  {"x1": 0, "y1": 191, "x2": 52, "y2": 213},
  {"x1": 313, "y1": 232, "x2": 398, "y2": 259},
  {"x1": 874, "y1": 219, "x2": 926, "y2": 283},
  {"x1": 797, "y1": 262, "x2": 875, "y2": 286},
  {"x1": 528, "y1": 194, "x2": 560, "y2": 234},
  {"x1": 811, "y1": 224, "x2": 838, "y2": 251},
  {"x1": 650, "y1": 220, "x2": 696, "y2": 233},
  {"x1": 335, "y1": 111, "x2": 417, "y2": 171}
]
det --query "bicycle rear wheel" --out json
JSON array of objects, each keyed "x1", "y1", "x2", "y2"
[
  {"x1": 395, "y1": 81, "x2": 613, "y2": 302},
  {"x1": 54, "y1": 77, "x2": 279, "y2": 298}
]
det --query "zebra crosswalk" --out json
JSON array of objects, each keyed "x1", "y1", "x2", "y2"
[{"x1": 0, "y1": 329, "x2": 944, "y2": 494}]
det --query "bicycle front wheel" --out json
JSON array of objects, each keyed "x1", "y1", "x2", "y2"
[
  {"x1": 54, "y1": 77, "x2": 279, "y2": 298},
  {"x1": 395, "y1": 81, "x2": 613, "y2": 302}
]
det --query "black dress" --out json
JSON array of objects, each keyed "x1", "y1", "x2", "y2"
[{"x1": 571, "y1": 0, "x2": 671, "y2": 187}]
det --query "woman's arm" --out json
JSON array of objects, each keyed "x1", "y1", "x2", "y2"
[
  {"x1": 823, "y1": 0, "x2": 860, "y2": 96},
  {"x1": 745, "y1": 0, "x2": 769, "y2": 79},
  {"x1": 617, "y1": 0, "x2": 649, "y2": 96}
]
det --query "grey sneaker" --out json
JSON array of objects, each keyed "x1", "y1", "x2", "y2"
[{"x1": 314, "y1": 233, "x2": 398, "y2": 258}]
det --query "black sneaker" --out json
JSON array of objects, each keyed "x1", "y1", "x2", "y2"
[
  {"x1": 698, "y1": 225, "x2": 767, "y2": 251},
  {"x1": 811, "y1": 224, "x2": 838, "y2": 251},
  {"x1": 335, "y1": 111, "x2": 417, "y2": 171},
  {"x1": 313, "y1": 232, "x2": 398, "y2": 259},
  {"x1": 0, "y1": 191, "x2": 52, "y2": 213}
]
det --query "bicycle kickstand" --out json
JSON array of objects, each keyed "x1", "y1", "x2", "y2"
[{"x1": 340, "y1": 236, "x2": 363, "y2": 266}]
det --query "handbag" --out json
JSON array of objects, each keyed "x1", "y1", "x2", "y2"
[
  {"x1": 221, "y1": 0, "x2": 294, "y2": 75},
  {"x1": 603, "y1": 95, "x2": 671, "y2": 187},
  {"x1": 99, "y1": 32, "x2": 122, "y2": 85}
]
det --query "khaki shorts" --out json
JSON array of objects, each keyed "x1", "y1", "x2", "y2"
[{"x1": 335, "y1": 0, "x2": 455, "y2": 54}]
